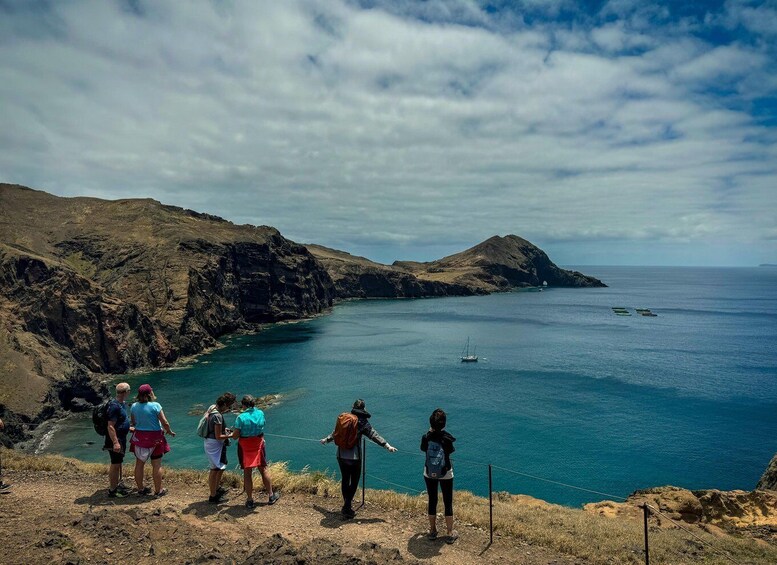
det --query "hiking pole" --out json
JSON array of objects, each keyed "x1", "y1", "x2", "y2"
[
  {"x1": 642, "y1": 504, "x2": 650, "y2": 565},
  {"x1": 488, "y1": 464, "x2": 493, "y2": 545},
  {"x1": 361, "y1": 437, "x2": 366, "y2": 507}
]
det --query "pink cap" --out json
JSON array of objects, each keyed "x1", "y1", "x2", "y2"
[{"x1": 138, "y1": 383, "x2": 153, "y2": 394}]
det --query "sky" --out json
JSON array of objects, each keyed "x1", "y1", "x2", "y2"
[{"x1": 1, "y1": 0, "x2": 776, "y2": 266}]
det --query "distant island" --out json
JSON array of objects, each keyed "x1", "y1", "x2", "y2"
[
  {"x1": 759, "y1": 264, "x2": 777, "y2": 267},
  {"x1": 0, "y1": 183, "x2": 603, "y2": 444}
]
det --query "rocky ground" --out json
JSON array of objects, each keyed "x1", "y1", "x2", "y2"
[{"x1": 0, "y1": 467, "x2": 580, "y2": 565}]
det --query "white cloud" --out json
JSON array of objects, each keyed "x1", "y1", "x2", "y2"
[{"x1": 0, "y1": 0, "x2": 775, "y2": 265}]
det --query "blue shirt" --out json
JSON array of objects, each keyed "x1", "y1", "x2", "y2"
[
  {"x1": 234, "y1": 407, "x2": 265, "y2": 437},
  {"x1": 107, "y1": 400, "x2": 130, "y2": 437},
  {"x1": 131, "y1": 401, "x2": 162, "y2": 431}
]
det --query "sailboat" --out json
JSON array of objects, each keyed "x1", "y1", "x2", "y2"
[{"x1": 461, "y1": 337, "x2": 478, "y2": 363}]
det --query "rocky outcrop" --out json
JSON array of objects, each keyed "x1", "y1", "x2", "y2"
[
  {"x1": 584, "y1": 485, "x2": 777, "y2": 529},
  {"x1": 757, "y1": 453, "x2": 777, "y2": 491},
  {"x1": 395, "y1": 235, "x2": 605, "y2": 293}
]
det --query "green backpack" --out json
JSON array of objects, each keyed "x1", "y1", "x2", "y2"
[{"x1": 196, "y1": 405, "x2": 217, "y2": 438}]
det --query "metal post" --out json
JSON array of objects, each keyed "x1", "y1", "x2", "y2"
[
  {"x1": 361, "y1": 437, "x2": 366, "y2": 507},
  {"x1": 489, "y1": 464, "x2": 493, "y2": 545},
  {"x1": 642, "y1": 504, "x2": 650, "y2": 565}
]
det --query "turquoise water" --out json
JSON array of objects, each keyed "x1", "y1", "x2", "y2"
[{"x1": 48, "y1": 267, "x2": 777, "y2": 507}]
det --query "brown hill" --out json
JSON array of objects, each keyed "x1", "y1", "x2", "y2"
[{"x1": 395, "y1": 235, "x2": 605, "y2": 292}]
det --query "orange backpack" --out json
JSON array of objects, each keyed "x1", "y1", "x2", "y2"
[{"x1": 332, "y1": 412, "x2": 359, "y2": 449}]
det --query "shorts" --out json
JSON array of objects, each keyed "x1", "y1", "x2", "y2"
[
  {"x1": 237, "y1": 435, "x2": 267, "y2": 469},
  {"x1": 105, "y1": 437, "x2": 127, "y2": 464},
  {"x1": 129, "y1": 430, "x2": 169, "y2": 462},
  {"x1": 204, "y1": 438, "x2": 228, "y2": 470},
  {"x1": 108, "y1": 449, "x2": 126, "y2": 465},
  {"x1": 132, "y1": 445, "x2": 164, "y2": 463}
]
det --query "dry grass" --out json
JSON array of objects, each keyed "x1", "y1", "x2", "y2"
[{"x1": 4, "y1": 451, "x2": 776, "y2": 564}]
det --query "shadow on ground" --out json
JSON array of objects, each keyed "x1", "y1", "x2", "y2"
[
  {"x1": 74, "y1": 489, "x2": 155, "y2": 507},
  {"x1": 407, "y1": 533, "x2": 445, "y2": 559},
  {"x1": 312, "y1": 504, "x2": 386, "y2": 528}
]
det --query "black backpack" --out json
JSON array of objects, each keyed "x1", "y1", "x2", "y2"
[{"x1": 92, "y1": 400, "x2": 113, "y2": 436}]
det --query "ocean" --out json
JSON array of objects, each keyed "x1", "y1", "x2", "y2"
[{"x1": 46, "y1": 266, "x2": 777, "y2": 507}]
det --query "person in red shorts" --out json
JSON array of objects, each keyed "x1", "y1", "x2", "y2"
[{"x1": 230, "y1": 395, "x2": 279, "y2": 509}]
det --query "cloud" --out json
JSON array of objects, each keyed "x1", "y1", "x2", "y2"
[{"x1": 0, "y1": 0, "x2": 775, "y2": 265}]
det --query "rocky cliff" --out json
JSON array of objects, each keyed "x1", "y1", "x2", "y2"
[
  {"x1": 0, "y1": 184, "x2": 334, "y2": 441},
  {"x1": 585, "y1": 485, "x2": 777, "y2": 532},
  {"x1": 757, "y1": 453, "x2": 777, "y2": 491},
  {"x1": 394, "y1": 235, "x2": 605, "y2": 293},
  {"x1": 305, "y1": 244, "x2": 478, "y2": 299}
]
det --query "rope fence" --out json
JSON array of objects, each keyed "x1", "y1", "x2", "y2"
[{"x1": 263, "y1": 431, "x2": 744, "y2": 565}]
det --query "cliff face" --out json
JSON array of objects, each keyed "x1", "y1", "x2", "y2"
[
  {"x1": 757, "y1": 453, "x2": 777, "y2": 491},
  {"x1": 585, "y1": 485, "x2": 777, "y2": 530},
  {"x1": 305, "y1": 244, "x2": 479, "y2": 299},
  {"x1": 0, "y1": 184, "x2": 334, "y2": 438}
]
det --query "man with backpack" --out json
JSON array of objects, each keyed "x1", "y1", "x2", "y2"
[
  {"x1": 103, "y1": 383, "x2": 132, "y2": 498},
  {"x1": 320, "y1": 399, "x2": 397, "y2": 518}
]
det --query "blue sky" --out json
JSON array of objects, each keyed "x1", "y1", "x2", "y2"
[{"x1": 1, "y1": 0, "x2": 776, "y2": 265}]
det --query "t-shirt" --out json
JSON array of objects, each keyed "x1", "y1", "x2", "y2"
[
  {"x1": 234, "y1": 407, "x2": 265, "y2": 438},
  {"x1": 131, "y1": 401, "x2": 162, "y2": 431},
  {"x1": 104, "y1": 400, "x2": 129, "y2": 449},
  {"x1": 107, "y1": 400, "x2": 130, "y2": 437},
  {"x1": 206, "y1": 411, "x2": 224, "y2": 439}
]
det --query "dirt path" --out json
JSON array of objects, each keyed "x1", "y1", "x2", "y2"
[{"x1": 0, "y1": 468, "x2": 580, "y2": 564}]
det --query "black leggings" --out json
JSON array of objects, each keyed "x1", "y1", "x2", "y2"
[
  {"x1": 337, "y1": 458, "x2": 362, "y2": 508},
  {"x1": 425, "y1": 476, "x2": 453, "y2": 516}
]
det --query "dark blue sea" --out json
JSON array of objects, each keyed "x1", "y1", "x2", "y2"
[{"x1": 47, "y1": 267, "x2": 777, "y2": 507}]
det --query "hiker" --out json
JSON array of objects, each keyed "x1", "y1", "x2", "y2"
[
  {"x1": 320, "y1": 399, "x2": 397, "y2": 518},
  {"x1": 105, "y1": 382, "x2": 132, "y2": 498},
  {"x1": 129, "y1": 384, "x2": 175, "y2": 496},
  {"x1": 203, "y1": 392, "x2": 236, "y2": 503},
  {"x1": 229, "y1": 395, "x2": 280, "y2": 508},
  {"x1": 0, "y1": 417, "x2": 9, "y2": 491},
  {"x1": 421, "y1": 408, "x2": 457, "y2": 543}
]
